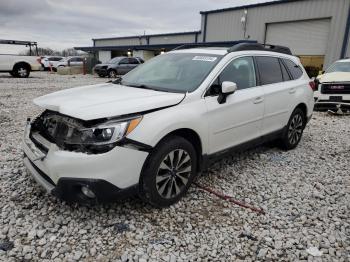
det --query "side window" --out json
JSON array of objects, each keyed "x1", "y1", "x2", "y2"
[
  {"x1": 279, "y1": 59, "x2": 291, "y2": 81},
  {"x1": 283, "y1": 59, "x2": 303, "y2": 79},
  {"x1": 207, "y1": 57, "x2": 256, "y2": 96},
  {"x1": 119, "y1": 58, "x2": 128, "y2": 65},
  {"x1": 256, "y1": 56, "x2": 283, "y2": 85},
  {"x1": 128, "y1": 58, "x2": 139, "y2": 64}
]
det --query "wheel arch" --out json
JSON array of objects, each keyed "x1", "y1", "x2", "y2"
[
  {"x1": 294, "y1": 103, "x2": 308, "y2": 119},
  {"x1": 13, "y1": 61, "x2": 31, "y2": 72},
  {"x1": 155, "y1": 128, "x2": 203, "y2": 172}
]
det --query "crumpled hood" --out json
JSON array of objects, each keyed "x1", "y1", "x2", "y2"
[
  {"x1": 319, "y1": 72, "x2": 350, "y2": 83},
  {"x1": 33, "y1": 83, "x2": 185, "y2": 120}
]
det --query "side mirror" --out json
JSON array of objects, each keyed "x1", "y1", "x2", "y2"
[{"x1": 218, "y1": 81, "x2": 237, "y2": 104}]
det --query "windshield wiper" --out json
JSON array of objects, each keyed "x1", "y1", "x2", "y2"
[{"x1": 126, "y1": 83, "x2": 158, "y2": 91}]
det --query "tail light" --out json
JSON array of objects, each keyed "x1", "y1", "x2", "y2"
[{"x1": 309, "y1": 80, "x2": 317, "y2": 92}]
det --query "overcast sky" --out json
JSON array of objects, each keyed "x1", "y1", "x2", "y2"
[{"x1": 0, "y1": 0, "x2": 274, "y2": 54}]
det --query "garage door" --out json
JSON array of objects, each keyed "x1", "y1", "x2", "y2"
[{"x1": 265, "y1": 19, "x2": 331, "y2": 56}]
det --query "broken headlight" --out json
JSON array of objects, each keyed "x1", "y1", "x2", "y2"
[{"x1": 63, "y1": 116, "x2": 142, "y2": 153}]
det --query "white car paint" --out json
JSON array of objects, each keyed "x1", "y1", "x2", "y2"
[
  {"x1": 0, "y1": 54, "x2": 42, "y2": 73},
  {"x1": 314, "y1": 59, "x2": 350, "y2": 109},
  {"x1": 41, "y1": 56, "x2": 64, "y2": 69},
  {"x1": 33, "y1": 83, "x2": 185, "y2": 120},
  {"x1": 23, "y1": 47, "x2": 314, "y2": 202}
]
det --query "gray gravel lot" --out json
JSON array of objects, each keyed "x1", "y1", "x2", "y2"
[{"x1": 0, "y1": 72, "x2": 349, "y2": 261}]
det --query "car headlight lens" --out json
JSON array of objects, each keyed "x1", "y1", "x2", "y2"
[{"x1": 64, "y1": 116, "x2": 142, "y2": 147}]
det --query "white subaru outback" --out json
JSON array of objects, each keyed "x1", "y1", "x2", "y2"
[{"x1": 23, "y1": 43, "x2": 314, "y2": 207}]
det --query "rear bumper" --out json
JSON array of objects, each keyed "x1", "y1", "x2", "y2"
[{"x1": 31, "y1": 64, "x2": 43, "y2": 71}]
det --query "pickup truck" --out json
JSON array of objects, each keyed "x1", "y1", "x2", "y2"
[{"x1": 0, "y1": 54, "x2": 42, "y2": 78}]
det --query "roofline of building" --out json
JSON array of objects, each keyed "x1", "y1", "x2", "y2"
[
  {"x1": 200, "y1": 0, "x2": 301, "y2": 14},
  {"x1": 75, "y1": 40, "x2": 256, "y2": 52},
  {"x1": 92, "y1": 31, "x2": 201, "y2": 41}
]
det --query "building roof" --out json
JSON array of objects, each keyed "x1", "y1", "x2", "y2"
[
  {"x1": 93, "y1": 31, "x2": 200, "y2": 41},
  {"x1": 75, "y1": 40, "x2": 256, "y2": 52},
  {"x1": 200, "y1": 0, "x2": 301, "y2": 14}
]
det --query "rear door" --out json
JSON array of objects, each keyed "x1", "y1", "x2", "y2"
[
  {"x1": 127, "y1": 58, "x2": 140, "y2": 72},
  {"x1": 255, "y1": 56, "x2": 294, "y2": 135},
  {"x1": 117, "y1": 58, "x2": 129, "y2": 74}
]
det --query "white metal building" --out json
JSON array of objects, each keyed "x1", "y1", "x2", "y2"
[{"x1": 75, "y1": 0, "x2": 350, "y2": 75}]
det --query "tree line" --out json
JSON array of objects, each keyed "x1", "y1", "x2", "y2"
[{"x1": 20, "y1": 47, "x2": 83, "y2": 57}]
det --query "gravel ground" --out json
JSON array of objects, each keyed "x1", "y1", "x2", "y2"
[{"x1": 0, "y1": 72, "x2": 349, "y2": 261}]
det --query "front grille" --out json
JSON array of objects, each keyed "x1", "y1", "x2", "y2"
[{"x1": 321, "y1": 83, "x2": 350, "y2": 94}]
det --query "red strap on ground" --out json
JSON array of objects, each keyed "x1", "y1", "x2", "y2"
[{"x1": 193, "y1": 182, "x2": 266, "y2": 215}]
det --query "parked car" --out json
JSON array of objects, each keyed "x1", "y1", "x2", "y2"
[
  {"x1": 314, "y1": 58, "x2": 350, "y2": 112},
  {"x1": 23, "y1": 43, "x2": 314, "y2": 207},
  {"x1": 41, "y1": 56, "x2": 63, "y2": 70},
  {"x1": 53, "y1": 56, "x2": 84, "y2": 72},
  {"x1": 0, "y1": 54, "x2": 42, "y2": 78},
  {"x1": 94, "y1": 56, "x2": 144, "y2": 78}
]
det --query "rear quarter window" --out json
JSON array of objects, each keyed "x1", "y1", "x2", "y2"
[{"x1": 283, "y1": 59, "x2": 303, "y2": 79}]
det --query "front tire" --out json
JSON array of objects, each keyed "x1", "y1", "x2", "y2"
[
  {"x1": 139, "y1": 136, "x2": 198, "y2": 207},
  {"x1": 108, "y1": 69, "x2": 117, "y2": 78},
  {"x1": 279, "y1": 108, "x2": 306, "y2": 150}
]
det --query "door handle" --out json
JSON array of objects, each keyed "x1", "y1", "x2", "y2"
[
  {"x1": 253, "y1": 97, "x2": 264, "y2": 104},
  {"x1": 289, "y1": 88, "x2": 296, "y2": 94}
]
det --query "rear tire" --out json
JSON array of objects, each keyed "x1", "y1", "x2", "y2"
[
  {"x1": 279, "y1": 108, "x2": 306, "y2": 150},
  {"x1": 139, "y1": 136, "x2": 198, "y2": 207},
  {"x1": 13, "y1": 63, "x2": 30, "y2": 78}
]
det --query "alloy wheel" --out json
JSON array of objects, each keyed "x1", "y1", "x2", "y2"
[
  {"x1": 288, "y1": 113, "x2": 303, "y2": 145},
  {"x1": 156, "y1": 149, "x2": 192, "y2": 199},
  {"x1": 109, "y1": 70, "x2": 117, "y2": 78},
  {"x1": 18, "y1": 67, "x2": 27, "y2": 77}
]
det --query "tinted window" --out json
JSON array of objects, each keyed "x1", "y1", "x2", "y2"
[
  {"x1": 279, "y1": 59, "x2": 291, "y2": 81},
  {"x1": 256, "y1": 56, "x2": 283, "y2": 85},
  {"x1": 283, "y1": 59, "x2": 303, "y2": 79},
  {"x1": 128, "y1": 58, "x2": 139, "y2": 64},
  {"x1": 220, "y1": 57, "x2": 256, "y2": 89},
  {"x1": 119, "y1": 58, "x2": 128, "y2": 64}
]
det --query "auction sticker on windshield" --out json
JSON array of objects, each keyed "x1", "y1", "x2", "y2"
[{"x1": 192, "y1": 56, "x2": 217, "y2": 62}]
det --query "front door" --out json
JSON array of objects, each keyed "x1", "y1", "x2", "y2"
[{"x1": 204, "y1": 56, "x2": 264, "y2": 154}]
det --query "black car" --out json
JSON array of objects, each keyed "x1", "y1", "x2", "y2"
[{"x1": 94, "y1": 57, "x2": 144, "y2": 78}]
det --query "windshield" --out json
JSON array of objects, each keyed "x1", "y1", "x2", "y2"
[
  {"x1": 326, "y1": 61, "x2": 350, "y2": 73},
  {"x1": 120, "y1": 53, "x2": 222, "y2": 93},
  {"x1": 107, "y1": 57, "x2": 122, "y2": 64}
]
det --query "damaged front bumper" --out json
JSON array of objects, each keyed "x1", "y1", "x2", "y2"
[
  {"x1": 314, "y1": 100, "x2": 350, "y2": 112},
  {"x1": 22, "y1": 120, "x2": 149, "y2": 203}
]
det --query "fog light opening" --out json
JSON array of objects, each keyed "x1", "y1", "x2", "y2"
[{"x1": 81, "y1": 186, "x2": 96, "y2": 199}]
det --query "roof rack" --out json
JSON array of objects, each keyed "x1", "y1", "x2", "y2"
[
  {"x1": 228, "y1": 43, "x2": 292, "y2": 55},
  {"x1": 0, "y1": 39, "x2": 39, "y2": 56},
  {"x1": 172, "y1": 40, "x2": 257, "y2": 51}
]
